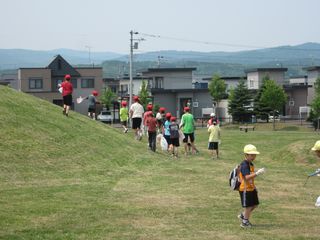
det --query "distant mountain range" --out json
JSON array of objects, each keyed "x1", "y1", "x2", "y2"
[
  {"x1": 0, "y1": 48, "x2": 123, "y2": 69},
  {"x1": 1, "y1": 43, "x2": 320, "y2": 78}
]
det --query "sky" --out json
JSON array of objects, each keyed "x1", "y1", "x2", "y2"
[{"x1": 1, "y1": 0, "x2": 320, "y2": 54}]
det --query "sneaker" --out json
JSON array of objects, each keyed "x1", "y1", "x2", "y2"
[
  {"x1": 240, "y1": 221, "x2": 252, "y2": 228},
  {"x1": 238, "y1": 213, "x2": 244, "y2": 221}
]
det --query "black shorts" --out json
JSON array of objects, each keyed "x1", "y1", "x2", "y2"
[
  {"x1": 183, "y1": 133, "x2": 195, "y2": 143},
  {"x1": 63, "y1": 94, "x2": 72, "y2": 106},
  {"x1": 132, "y1": 118, "x2": 142, "y2": 129},
  {"x1": 208, "y1": 142, "x2": 218, "y2": 150},
  {"x1": 121, "y1": 121, "x2": 127, "y2": 127},
  {"x1": 164, "y1": 135, "x2": 172, "y2": 145},
  {"x1": 88, "y1": 107, "x2": 96, "y2": 113},
  {"x1": 171, "y1": 138, "x2": 180, "y2": 147},
  {"x1": 239, "y1": 189, "x2": 259, "y2": 208}
]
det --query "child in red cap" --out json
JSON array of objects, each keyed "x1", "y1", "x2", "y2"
[
  {"x1": 143, "y1": 104, "x2": 153, "y2": 134},
  {"x1": 85, "y1": 90, "x2": 99, "y2": 119},
  {"x1": 120, "y1": 101, "x2": 129, "y2": 133},
  {"x1": 169, "y1": 116, "x2": 180, "y2": 158},
  {"x1": 60, "y1": 74, "x2": 73, "y2": 116},
  {"x1": 146, "y1": 112, "x2": 158, "y2": 152}
]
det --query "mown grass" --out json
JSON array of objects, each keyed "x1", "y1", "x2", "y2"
[{"x1": 0, "y1": 85, "x2": 320, "y2": 239}]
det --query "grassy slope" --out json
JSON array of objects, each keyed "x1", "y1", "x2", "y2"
[{"x1": 0, "y1": 85, "x2": 320, "y2": 240}]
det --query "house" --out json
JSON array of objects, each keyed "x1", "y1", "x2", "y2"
[
  {"x1": 245, "y1": 67, "x2": 288, "y2": 90},
  {"x1": 0, "y1": 73, "x2": 18, "y2": 89},
  {"x1": 303, "y1": 66, "x2": 320, "y2": 105},
  {"x1": 142, "y1": 67, "x2": 214, "y2": 118},
  {"x1": 18, "y1": 55, "x2": 103, "y2": 115},
  {"x1": 118, "y1": 75, "x2": 146, "y2": 99},
  {"x1": 243, "y1": 68, "x2": 310, "y2": 118},
  {"x1": 202, "y1": 76, "x2": 247, "y2": 119}
]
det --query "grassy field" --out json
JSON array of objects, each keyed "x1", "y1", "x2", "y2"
[{"x1": 1, "y1": 85, "x2": 320, "y2": 240}]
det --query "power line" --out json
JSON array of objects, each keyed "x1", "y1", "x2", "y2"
[{"x1": 139, "y1": 32, "x2": 320, "y2": 52}]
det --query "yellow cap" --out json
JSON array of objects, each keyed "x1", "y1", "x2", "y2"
[
  {"x1": 243, "y1": 144, "x2": 260, "y2": 154},
  {"x1": 311, "y1": 140, "x2": 320, "y2": 151}
]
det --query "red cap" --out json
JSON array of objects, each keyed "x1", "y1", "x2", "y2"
[
  {"x1": 184, "y1": 107, "x2": 190, "y2": 112},
  {"x1": 121, "y1": 101, "x2": 127, "y2": 106},
  {"x1": 64, "y1": 74, "x2": 71, "y2": 80},
  {"x1": 147, "y1": 104, "x2": 153, "y2": 111},
  {"x1": 159, "y1": 107, "x2": 166, "y2": 113},
  {"x1": 165, "y1": 112, "x2": 172, "y2": 120},
  {"x1": 92, "y1": 90, "x2": 98, "y2": 96},
  {"x1": 170, "y1": 116, "x2": 176, "y2": 121},
  {"x1": 133, "y1": 96, "x2": 139, "y2": 102}
]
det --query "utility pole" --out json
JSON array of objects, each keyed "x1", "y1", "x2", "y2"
[
  {"x1": 85, "y1": 45, "x2": 92, "y2": 66},
  {"x1": 129, "y1": 31, "x2": 144, "y2": 108},
  {"x1": 129, "y1": 31, "x2": 136, "y2": 110},
  {"x1": 157, "y1": 56, "x2": 164, "y2": 67}
]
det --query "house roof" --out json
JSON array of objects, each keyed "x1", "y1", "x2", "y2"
[
  {"x1": 142, "y1": 67, "x2": 197, "y2": 74},
  {"x1": 47, "y1": 55, "x2": 81, "y2": 77},
  {"x1": 202, "y1": 76, "x2": 247, "y2": 81},
  {"x1": 283, "y1": 84, "x2": 310, "y2": 90},
  {"x1": 245, "y1": 67, "x2": 288, "y2": 73},
  {"x1": 151, "y1": 88, "x2": 208, "y2": 94},
  {"x1": 303, "y1": 66, "x2": 320, "y2": 71}
]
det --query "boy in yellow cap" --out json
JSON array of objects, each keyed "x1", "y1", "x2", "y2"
[
  {"x1": 311, "y1": 141, "x2": 320, "y2": 207},
  {"x1": 238, "y1": 144, "x2": 266, "y2": 228},
  {"x1": 311, "y1": 140, "x2": 320, "y2": 158}
]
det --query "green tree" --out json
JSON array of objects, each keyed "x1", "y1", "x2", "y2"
[
  {"x1": 260, "y1": 80, "x2": 287, "y2": 130},
  {"x1": 138, "y1": 80, "x2": 150, "y2": 109},
  {"x1": 253, "y1": 75, "x2": 272, "y2": 122},
  {"x1": 228, "y1": 79, "x2": 253, "y2": 123},
  {"x1": 100, "y1": 87, "x2": 116, "y2": 110},
  {"x1": 208, "y1": 74, "x2": 227, "y2": 112},
  {"x1": 310, "y1": 77, "x2": 320, "y2": 129}
]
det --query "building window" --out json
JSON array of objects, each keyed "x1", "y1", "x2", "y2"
[
  {"x1": 71, "y1": 78, "x2": 77, "y2": 88},
  {"x1": 120, "y1": 84, "x2": 128, "y2": 95},
  {"x1": 249, "y1": 79, "x2": 254, "y2": 88},
  {"x1": 154, "y1": 77, "x2": 163, "y2": 89},
  {"x1": 52, "y1": 79, "x2": 63, "y2": 91},
  {"x1": 110, "y1": 85, "x2": 117, "y2": 93},
  {"x1": 29, "y1": 78, "x2": 43, "y2": 89},
  {"x1": 81, "y1": 78, "x2": 94, "y2": 88}
]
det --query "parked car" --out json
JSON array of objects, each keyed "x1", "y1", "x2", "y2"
[
  {"x1": 268, "y1": 115, "x2": 280, "y2": 121},
  {"x1": 97, "y1": 110, "x2": 112, "y2": 124}
]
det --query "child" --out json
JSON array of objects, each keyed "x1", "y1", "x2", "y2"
[
  {"x1": 238, "y1": 144, "x2": 265, "y2": 228},
  {"x1": 146, "y1": 112, "x2": 157, "y2": 152},
  {"x1": 311, "y1": 140, "x2": 320, "y2": 158},
  {"x1": 156, "y1": 107, "x2": 166, "y2": 130},
  {"x1": 163, "y1": 112, "x2": 172, "y2": 152},
  {"x1": 207, "y1": 112, "x2": 220, "y2": 127},
  {"x1": 120, "y1": 101, "x2": 129, "y2": 133},
  {"x1": 311, "y1": 140, "x2": 320, "y2": 207},
  {"x1": 60, "y1": 74, "x2": 73, "y2": 117},
  {"x1": 208, "y1": 121, "x2": 221, "y2": 159},
  {"x1": 169, "y1": 116, "x2": 180, "y2": 158},
  {"x1": 85, "y1": 90, "x2": 99, "y2": 120},
  {"x1": 143, "y1": 104, "x2": 153, "y2": 134}
]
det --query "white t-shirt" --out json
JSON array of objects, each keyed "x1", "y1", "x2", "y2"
[
  {"x1": 156, "y1": 112, "x2": 162, "y2": 120},
  {"x1": 130, "y1": 102, "x2": 144, "y2": 118}
]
